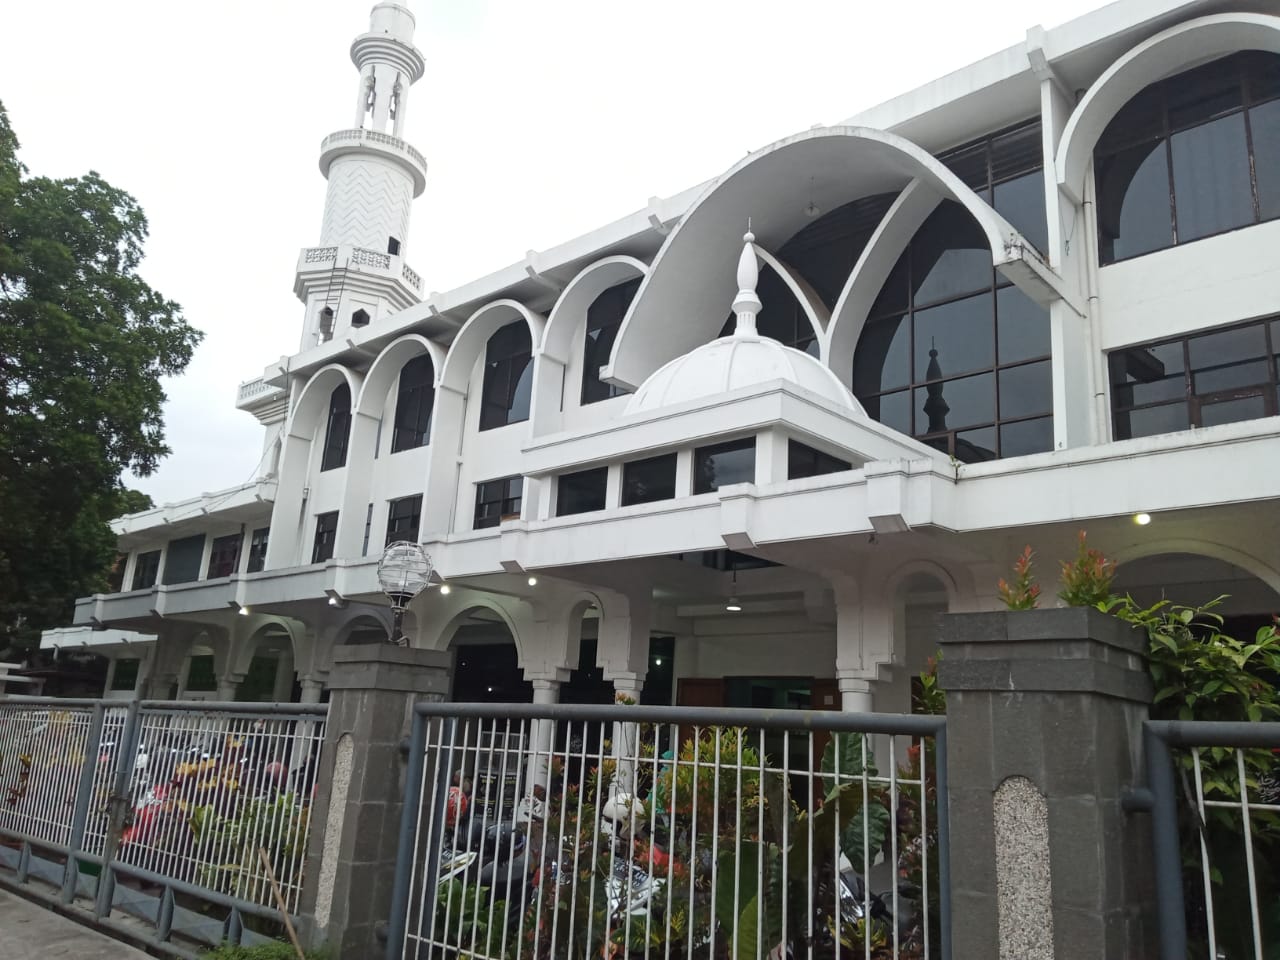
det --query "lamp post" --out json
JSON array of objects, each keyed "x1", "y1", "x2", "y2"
[{"x1": 376, "y1": 541, "x2": 434, "y2": 645}]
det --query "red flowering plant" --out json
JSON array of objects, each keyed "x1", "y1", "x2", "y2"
[
  {"x1": 1058, "y1": 530, "x2": 1116, "y2": 607},
  {"x1": 997, "y1": 546, "x2": 1041, "y2": 610}
]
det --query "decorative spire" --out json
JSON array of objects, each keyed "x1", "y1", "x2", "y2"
[{"x1": 732, "y1": 226, "x2": 762, "y2": 337}]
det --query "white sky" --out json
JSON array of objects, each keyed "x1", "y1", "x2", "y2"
[{"x1": 0, "y1": 0, "x2": 1105, "y2": 507}]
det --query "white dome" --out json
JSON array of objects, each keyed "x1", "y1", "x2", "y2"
[{"x1": 625, "y1": 333, "x2": 865, "y2": 416}]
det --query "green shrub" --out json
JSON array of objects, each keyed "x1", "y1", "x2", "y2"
[{"x1": 201, "y1": 941, "x2": 329, "y2": 960}]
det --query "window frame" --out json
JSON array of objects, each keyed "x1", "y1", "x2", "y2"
[
  {"x1": 621, "y1": 452, "x2": 678, "y2": 506},
  {"x1": 474, "y1": 476, "x2": 523, "y2": 530},
  {"x1": 852, "y1": 201, "x2": 1054, "y2": 463},
  {"x1": 320, "y1": 384, "x2": 352, "y2": 471},
  {"x1": 1108, "y1": 315, "x2": 1280, "y2": 440},
  {"x1": 787, "y1": 439, "x2": 852, "y2": 480},
  {"x1": 390, "y1": 354, "x2": 435, "y2": 453},
  {"x1": 479, "y1": 322, "x2": 534, "y2": 431},
  {"x1": 693, "y1": 437, "x2": 757, "y2": 495},
  {"x1": 131, "y1": 550, "x2": 161, "y2": 591},
  {"x1": 206, "y1": 533, "x2": 243, "y2": 579},
  {"x1": 312, "y1": 511, "x2": 339, "y2": 564},
  {"x1": 245, "y1": 528, "x2": 269, "y2": 574},
  {"x1": 556, "y1": 466, "x2": 609, "y2": 517},
  {"x1": 1094, "y1": 51, "x2": 1280, "y2": 266},
  {"x1": 386, "y1": 494, "x2": 423, "y2": 546},
  {"x1": 582, "y1": 278, "x2": 641, "y2": 405}
]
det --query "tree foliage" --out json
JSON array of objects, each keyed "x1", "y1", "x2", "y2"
[{"x1": 0, "y1": 101, "x2": 201, "y2": 655}]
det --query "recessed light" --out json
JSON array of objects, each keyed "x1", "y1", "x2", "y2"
[
  {"x1": 1134, "y1": 513, "x2": 1152, "y2": 526},
  {"x1": 654, "y1": 658, "x2": 662, "y2": 666},
  {"x1": 439, "y1": 584, "x2": 451, "y2": 595},
  {"x1": 527, "y1": 576, "x2": 538, "y2": 586}
]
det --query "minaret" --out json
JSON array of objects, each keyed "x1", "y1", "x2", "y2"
[{"x1": 294, "y1": 3, "x2": 429, "y2": 349}]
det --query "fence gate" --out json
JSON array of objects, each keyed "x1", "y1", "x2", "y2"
[
  {"x1": 0, "y1": 694, "x2": 328, "y2": 955},
  {"x1": 387, "y1": 701, "x2": 951, "y2": 960}
]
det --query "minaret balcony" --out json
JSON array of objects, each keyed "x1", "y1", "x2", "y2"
[
  {"x1": 294, "y1": 242, "x2": 423, "y2": 305},
  {"x1": 319, "y1": 127, "x2": 428, "y2": 197}
]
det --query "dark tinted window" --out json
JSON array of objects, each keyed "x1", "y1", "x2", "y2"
[
  {"x1": 386, "y1": 495, "x2": 422, "y2": 546},
  {"x1": 1109, "y1": 316, "x2": 1279, "y2": 439},
  {"x1": 131, "y1": 550, "x2": 161, "y2": 590},
  {"x1": 162, "y1": 535, "x2": 206, "y2": 585},
  {"x1": 110, "y1": 658, "x2": 140, "y2": 692},
  {"x1": 106, "y1": 553, "x2": 127, "y2": 593},
  {"x1": 1095, "y1": 51, "x2": 1280, "y2": 264},
  {"x1": 621, "y1": 453, "x2": 677, "y2": 506},
  {"x1": 391, "y1": 354, "x2": 434, "y2": 452},
  {"x1": 321, "y1": 384, "x2": 351, "y2": 471},
  {"x1": 312, "y1": 512, "x2": 338, "y2": 564},
  {"x1": 556, "y1": 467, "x2": 608, "y2": 516},
  {"x1": 186, "y1": 655, "x2": 217, "y2": 692},
  {"x1": 788, "y1": 440, "x2": 852, "y2": 480},
  {"x1": 474, "y1": 476, "x2": 523, "y2": 529},
  {"x1": 480, "y1": 322, "x2": 533, "y2": 430},
  {"x1": 246, "y1": 528, "x2": 269, "y2": 574},
  {"x1": 582, "y1": 279, "x2": 640, "y2": 404},
  {"x1": 853, "y1": 201, "x2": 1053, "y2": 461},
  {"x1": 207, "y1": 534, "x2": 242, "y2": 579},
  {"x1": 939, "y1": 118, "x2": 1048, "y2": 252},
  {"x1": 694, "y1": 438, "x2": 756, "y2": 494}
]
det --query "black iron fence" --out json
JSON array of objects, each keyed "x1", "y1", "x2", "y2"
[
  {"x1": 0, "y1": 694, "x2": 327, "y2": 955},
  {"x1": 1144, "y1": 720, "x2": 1280, "y2": 960},
  {"x1": 387, "y1": 702, "x2": 950, "y2": 960}
]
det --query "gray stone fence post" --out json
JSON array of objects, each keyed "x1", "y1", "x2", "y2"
[
  {"x1": 298, "y1": 645, "x2": 450, "y2": 957},
  {"x1": 937, "y1": 606, "x2": 1157, "y2": 959}
]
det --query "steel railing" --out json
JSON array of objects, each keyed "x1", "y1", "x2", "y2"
[
  {"x1": 388, "y1": 702, "x2": 950, "y2": 960},
  {"x1": 0, "y1": 695, "x2": 328, "y2": 953},
  {"x1": 1144, "y1": 720, "x2": 1280, "y2": 960}
]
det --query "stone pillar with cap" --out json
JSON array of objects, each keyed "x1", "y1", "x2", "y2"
[{"x1": 937, "y1": 606, "x2": 1158, "y2": 958}]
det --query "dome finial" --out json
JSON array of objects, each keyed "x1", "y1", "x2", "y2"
[{"x1": 732, "y1": 222, "x2": 761, "y2": 337}]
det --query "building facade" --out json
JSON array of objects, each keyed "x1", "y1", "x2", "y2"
[{"x1": 45, "y1": 0, "x2": 1280, "y2": 715}]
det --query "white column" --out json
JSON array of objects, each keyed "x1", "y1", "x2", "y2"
[
  {"x1": 611, "y1": 676, "x2": 645, "y2": 798},
  {"x1": 525, "y1": 677, "x2": 560, "y2": 804}
]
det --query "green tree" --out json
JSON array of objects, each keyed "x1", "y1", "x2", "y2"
[{"x1": 0, "y1": 101, "x2": 201, "y2": 657}]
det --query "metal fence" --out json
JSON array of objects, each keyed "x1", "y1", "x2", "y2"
[
  {"x1": 1144, "y1": 720, "x2": 1280, "y2": 960},
  {"x1": 387, "y1": 702, "x2": 950, "y2": 960},
  {"x1": 0, "y1": 695, "x2": 327, "y2": 954}
]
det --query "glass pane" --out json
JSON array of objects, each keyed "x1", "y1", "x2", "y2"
[
  {"x1": 861, "y1": 390, "x2": 911, "y2": 435},
  {"x1": 694, "y1": 440, "x2": 756, "y2": 494},
  {"x1": 1114, "y1": 402, "x2": 1189, "y2": 440},
  {"x1": 1188, "y1": 324, "x2": 1266, "y2": 368},
  {"x1": 1166, "y1": 56, "x2": 1244, "y2": 130},
  {"x1": 507, "y1": 355, "x2": 533, "y2": 424},
  {"x1": 622, "y1": 453, "x2": 677, "y2": 506},
  {"x1": 911, "y1": 203, "x2": 991, "y2": 306},
  {"x1": 1109, "y1": 341, "x2": 1186, "y2": 406},
  {"x1": 1194, "y1": 360, "x2": 1270, "y2": 395},
  {"x1": 997, "y1": 287, "x2": 1051, "y2": 363},
  {"x1": 853, "y1": 313, "x2": 910, "y2": 393},
  {"x1": 999, "y1": 360, "x2": 1053, "y2": 418},
  {"x1": 954, "y1": 427, "x2": 997, "y2": 463},
  {"x1": 994, "y1": 171, "x2": 1049, "y2": 254},
  {"x1": 942, "y1": 141, "x2": 989, "y2": 192},
  {"x1": 1250, "y1": 98, "x2": 1280, "y2": 221},
  {"x1": 1170, "y1": 113, "x2": 1254, "y2": 242},
  {"x1": 990, "y1": 122, "x2": 1043, "y2": 181},
  {"x1": 915, "y1": 372, "x2": 994, "y2": 432},
  {"x1": 1098, "y1": 85, "x2": 1164, "y2": 154},
  {"x1": 1247, "y1": 51, "x2": 1280, "y2": 104},
  {"x1": 1000, "y1": 416, "x2": 1054, "y2": 457},
  {"x1": 557, "y1": 467, "x2": 608, "y2": 516},
  {"x1": 913, "y1": 292, "x2": 994, "y2": 380},
  {"x1": 1199, "y1": 394, "x2": 1267, "y2": 427},
  {"x1": 1096, "y1": 138, "x2": 1173, "y2": 262},
  {"x1": 870, "y1": 252, "x2": 910, "y2": 317}
]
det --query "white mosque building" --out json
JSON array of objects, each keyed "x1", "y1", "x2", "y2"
[{"x1": 43, "y1": 0, "x2": 1280, "y2": 714}]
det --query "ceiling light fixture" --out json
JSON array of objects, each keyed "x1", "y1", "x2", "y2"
[
  {"x1": 726, "y1": 568, "x2": 742, "y2": 612},
  {"x1": 527, "y1": 576, "x2": 538, "y2": 587},
  {"x1": 1134, "y1": 512, "x2": 1152, "y2": 526},
  {"x1": 439, "y1": 584, "x2": 452, "y2": 595}
]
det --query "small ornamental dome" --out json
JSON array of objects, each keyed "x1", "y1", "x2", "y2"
[{"x1": 625, "y1": 230, "x2": 865, "y2": 417}]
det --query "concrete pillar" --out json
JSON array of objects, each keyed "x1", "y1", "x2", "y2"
[
  {"x1": 217, "y1": 673, "x2": 243, "y2": 701},
  {"x1": 611, "y1": 676, "x2": 645, "y2": 797},
  {"x1": 938, "y1": 607, "x2": 1156, "y2": 959},
  {"x1": 526, "y1": 677, "x2": 560, "y2": 799},
  {"x1": 300, "y1": 645, "x2": 451, "y2": 958}
]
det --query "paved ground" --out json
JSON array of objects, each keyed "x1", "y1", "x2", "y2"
[{"x1": 0, "y1": 889, "x2": 153, "y2": 959}]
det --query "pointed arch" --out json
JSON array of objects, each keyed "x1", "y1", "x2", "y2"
[
  {"x1": 1055, "y1": 13, "x2": 1280, "y2": 203},
  {"x1": 604, "y1": 125, "x2": 1063, "y2": 391}
]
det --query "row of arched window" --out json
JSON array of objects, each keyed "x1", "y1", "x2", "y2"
[{"x1": 314, "y1": 50, "x2": 1280, "y2": 471}]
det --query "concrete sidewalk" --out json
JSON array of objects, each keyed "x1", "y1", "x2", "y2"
[{"x1": 0, "y1": 889, "x2": 153, "y2": 959}]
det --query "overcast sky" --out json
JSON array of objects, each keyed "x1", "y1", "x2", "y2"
[{"x1": 0, "y1": 0, "x2": 1105, "y2": 507}]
